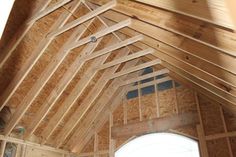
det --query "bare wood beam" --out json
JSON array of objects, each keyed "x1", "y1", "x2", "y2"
[
  {"x1": 133, "y1": 0, "x2": 234, "y2": 29},
  {"x1": 111, "y1": 112, "x2": 199, "y2": 138},
  {"x1": 120, "y1": 69, "x2": 169, "y2": 86},
  {"x1": 98, "y1": 48, "x2": 154, "y2": 70},
  {"x1": 0, "y1": 0, "x2": 51, "y2": 69},
  {"x1": 0, "y1": 0, "x2": 81, "y2": 112},
  {"x1": 47, "y1": 0, "x2": 117, "y2": 37},
  {"x1": 83, "y1": 35, "x2": 143, "y2": 61},
  {"x1": 67, "y1": 19, "x2": 131, "y2": 50},
  {"x1": 27, "y1": 0, "x2": 73, "y2": 23},
  {"x1": 197, "y1": 125, "x2": 209, "y2": 157},
  {"x1": 128, "y1": 76, "x2": 172, "y2": 91},
  {"x1": 0, "y1": 135, "x2": 72, "y2": 155},
  {"x1": 109, "y1": 59, "x2": 161, "y2": 80},
  {"x1": 205, "y1": 131, "x2": 236, "y2": 140}
]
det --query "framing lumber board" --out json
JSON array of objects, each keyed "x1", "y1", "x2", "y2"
[
  {"x1": 197, "y1": 125, "x2": 209, "y2": 157},
  {"x1": 27, "y1": 0, "x2": 73, "y2": 23},
  {"x1": 52, "y1": 51, "x2": 140, "y2": 147},
  {"x1": 23, "y1": 19, "x2": 98, "y2": 139},
  {"x1": 133, "y1": 0, "x2": 234, "y2": 29},
  {"x1": 109, "y1": 59, "x2": 161, "y2": 80},
  {"x1": 5, "y1": 19, "x2": 131, "y2": 136},
  {"x1": 127, "y1": 76, "x2": 172, "y2": 91},
  {"x1": 0, "y1": 0, "x2": 52, "y2": 69},
  {"x1": 87, "y1": 1, "x2": 236, "y2": 70},
  {"x1": 111, "y1": 112, "x2": 199, "y2": 138},
  {"x1": 0, "y1": 135, "x2": 72, "y2": 155},
  {"x1": 205, "y1": 131, "x2": 236, "y2": 140},
  {"x1": 219, "y1": 106, "x2": 234, "y2": 157},
  {"x1": 195, "y1": 93, "x2": 209, "y2": 157},
  {"x1": 0, "y1": 141, "x2": 6, "y2": 157},
  {"x1": 98, "y1": 48, "x2": 154, "y2": 70},
  {"x1": 83, "y1": 35, "x2": 143, "y2": 61},
  {"x1": 24, "y1": 34, "x2": 142, "y2": 140},
  {"x1": 47, "y1": 0, "x2": 117, "y2": 38},
  {"x1": 3, "y1": 16, "x2": 92, "y2": 136},
  {"x1": 88, "y1": 0, "x2": 236, "y2": 57},
  {"x1": 67, "y1": 19, "x2": 132, "y2": 50},
  {"x1": 120, "y1": 69, "x2": 169, "y2": 86},
  {"x1": 0, "y1": 0, "x2": 81, "y2": 112}
]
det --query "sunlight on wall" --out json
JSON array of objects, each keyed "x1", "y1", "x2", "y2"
[
  {"x1": 115, "y1": 133, "x2": 200, "y2": 157},
  {"x1": 0, "y1": 0, "x2": 15, "y2": 38}
]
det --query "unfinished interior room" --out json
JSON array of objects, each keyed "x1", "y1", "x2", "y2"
[{"x1": 0, "y1": 0, "x2": 236, "y2": 157}]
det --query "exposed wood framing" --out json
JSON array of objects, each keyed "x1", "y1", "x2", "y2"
[
  {"x1": 0, "y1": 0, "x2": 52, "y2": 69},
  {"x1": 24, "y1": 34, "x2": 142, "y2": 140},
  {"x1": 111, "y1": 112, "x2": 199, "y2": 138},
  {"x1": 0, "y1": 141, "x2": 6, "y2": 157},
  {"x1": 26, "y1": 0, "x2": 73, "y2": 23},
  {"x1": 5, "y1": 18, "x2": 131, "y2": 136},
  {"x1": 0, "y1": 0, "x2": 82, "y2": 112}
]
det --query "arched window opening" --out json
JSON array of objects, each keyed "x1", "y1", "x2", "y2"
[{"x1": 115, "y1": 133, "x2": 200, "y2": 157}]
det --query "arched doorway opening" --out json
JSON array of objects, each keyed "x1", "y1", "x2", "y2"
[{"x1": 115, "y1": 133, "x2": 200, "y2": 157}]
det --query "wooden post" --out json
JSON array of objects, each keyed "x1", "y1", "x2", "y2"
[
  {"x1": 109, "y1": 114, "x2": 115, "y2": 157},
  {"x1": 0, "y1": 141, "x2": 6, "y2": 157},
  {"x1": 195, "y1": 92, "x2": 209, "y2": 157}
]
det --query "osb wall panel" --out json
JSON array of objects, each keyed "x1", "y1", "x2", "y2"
[
  {"x1": 81, "y1": 137, "x2": 94, "y2": 153},
  {"x1": 0, "y1": 0, "x2": 43, "y2": 51},
  {"x1": 176, "y1": 86, "x2": 197, "y2": 113},
  {"x1": 230, "y1": 137, "x2": 236, "y2": 157},
  {"x1": 98, "y1": 122, "x2": 109, "y2": 151},
  {"x1": 0, "y1": 8, "x2": 62, "y2": 98},
  {"x1": 126, "y1": 98, "x2": 139, "y2": 123},
  {"x1": 113, "y1": 103, "x2": 124, "y2": 126},
  {"x1": 198, "y1": 95, "x2": 225, "y2": 136},
  {"x1": 158, "y1": 88, "x2": 176, "y2": 117},
  {"x1": 224, "y1": 109, "x2": 236, "y2": 132},
  {"x1": 207, "y1": 138, "x2": 231, "y2": 157},
  {"x1": 140, "y1": 93, "x2": 157, "y2": 120}
]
